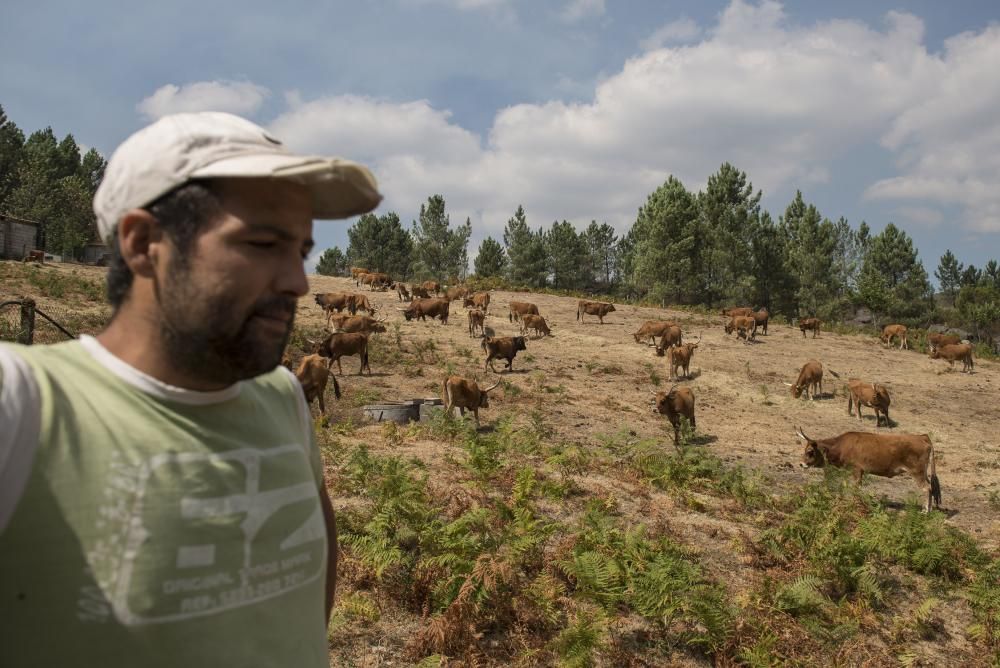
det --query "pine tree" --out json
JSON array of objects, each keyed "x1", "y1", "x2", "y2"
[
  {"x1": 628, "y1": 176, "x2": 700, "y2": 304},
  {"x1": 698, "y1": 163, "x2": 760, "y2": 305},
  {"x1": 583, "y1": 221, "x2": 617, "y2": 290},
  {"x1": 961, "y1": 264, "x2": 983, "y2": 287},
  {"x1": 503, "y1": 205, "x2": 548, "y2": 288},
  {"x1": 858, "y1": 223, "x2": 932, "y2": 323},
  {"x1": 410, "y1": 195, "x2": 470, "y2": 281},
  {"x1": 935, "y1": 250, "x2": 963, "y2": 303},
  {"x1": 748, "y1": 212, "x2": 793, "y2": 313},
  {"x1": 473, "y1": 236, "x2": 506, "y2": 278},
  {"x1": 347, "y1": 211, "x2": 413, "y2": 279},
  {"x1": 0, "y1": 104, "x2": 25, "y2": 207},
  {"x1": 316, "y1": 246, "x2": 348, "y2": 276},
  {"x1": 547, "y1": 220, "x2": 586, "y2": 290},
  {"x1": 781, "y1": 191, "x2": 838, "y2": 318}
]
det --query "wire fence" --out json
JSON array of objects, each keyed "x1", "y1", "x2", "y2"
[{"x1": 0, "y1": 297, "x2": 108, "y2": 345}]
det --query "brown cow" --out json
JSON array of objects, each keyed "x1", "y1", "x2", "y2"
[
  {"x1": 654, "y1": 325, "x2": 684, "y2": 357},
  {"x1": 482, "y1": 336, "x2": 527, "y2": 373},
  {"x1": 930, "y1": 343, "x2": 974, "y2": 373},
  {"x1": 365, "y1": 272, "x2": 391, "y2": 290},
  {"x1": 799, "y1": 317, "x2": 821, "y2": 338},
  {"x1": 787, "y1": 359, "x2": 824, "y2": 400},
  {"x1": 347, "y1": 293, "x2": 377, "y2": 315},
  {"x1": 328, "y1": 314, "x2": 387, "y2": 335},
  {"x1": 400, "y1": 297, "x2": 450, "y2": 324},
  {"x1": 576, "y1": 300, "x2": 616, "y2": 324},
  {"x1": 722, "y1": 306, "x2": 753, "y2": 318},
  {"x1": 421, "y1": 280, "x2": 441, "y2": 296},
  {"x1": 652, "y1": 385, "x2": 696, "y2": 447},
  {"x1": 463, "y1": 291, "x2": 491, "y2": 314},
  {"x1": 394, "y1": 282, "x2": 411, "y2": 302},
  {"x1": 467, "y1": 309, "x2": 486, "y2": 338},
  {"x1": 751, "y1": 308, "x2": 769, "y2": 336},
  {"x1": 520, "y1": 314, "x2": 551, "y2": 338},
  {"x1": 846, "y1": 379, "x2": 891, "y2": 428},
  {"x1": 725, "y1": 315, "x2": 756, "y2": 342},
  {"x1": 294, "y1": 353, "x2": 341, "y2": 414},
  {"x1": 350, "y1": 266, "x2": 369, "y2": 280},
  {"x1": 927, "y1": 332, "x2": 960, "y2": 352},
  {"x1": 667, "y1": 336, "x2": 700, "y2": 380},
  {"x1": 411, "y1": 285, "x2": 431, "y2": 299},
  {"x1": 315, "y1": 292, "x2": 351, "y2": 316},
  {"x1": 796, "y1": 427, "x2": 941, "y2": 512},
  {"x1": 316, "y1": 332, "x2": 371, "y2": 375},
  {"x1": 22, "y1": 249, "x2": 44, "y2": 264},
  {"x1": 442, "y1": 375, "x2": 503, "y2": 427},
  {"x1": 508, "y1": 301, "x2": 539, "y2": 323},
  {"x1": 880, "y1": 324, "x2": 908, "y2": 350},
  {"x1": 633, "y1": 320, "x2": 676, "y2": 346},
  {"x1": 444, "y1": 285, "x2": 469, "y2": 302}
]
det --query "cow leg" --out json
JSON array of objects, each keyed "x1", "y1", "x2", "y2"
[
  {"x1": 852, "y1": 468, "x2": 864, "y2": 485},
  {"x1": 318, "y1": 389, "x2": 326, "y2": 415},
  {"x1": 336, "y1": 358, "x2": 343, "y2": 375},
  {"x1": 473, "y1": 408, "x2": 480, "y2": 429}
]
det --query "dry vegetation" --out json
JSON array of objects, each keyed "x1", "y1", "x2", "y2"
[{"x1": 3, "y1": 262, "x2": 999, "y2": 666}]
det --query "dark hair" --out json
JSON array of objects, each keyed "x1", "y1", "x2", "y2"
[{"x1": 106, "y1": 181, "x2": 222, "y2": 309}]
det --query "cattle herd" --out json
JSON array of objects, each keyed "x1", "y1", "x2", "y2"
[{"x1": 291, "y1": 266, "x2": 981, "y2": 514}]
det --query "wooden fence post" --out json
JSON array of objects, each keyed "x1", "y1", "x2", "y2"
[{"x1": 19, "y1": 298, "x2": 35, "y2": 345}]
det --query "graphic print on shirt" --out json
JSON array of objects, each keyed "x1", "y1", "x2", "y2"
[{"x1": 77, "y1": 445, "x2": 325, "y2": 625}]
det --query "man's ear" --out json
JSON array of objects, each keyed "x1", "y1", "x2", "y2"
[{"x1": 117, "y1": 209, "x2": 164, "y2": 278}]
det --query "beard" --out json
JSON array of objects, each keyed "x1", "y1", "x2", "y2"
[{"x1": 154, "y1": 263, "x2": 296, "y2": 386}]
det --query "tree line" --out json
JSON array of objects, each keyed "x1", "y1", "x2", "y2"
[
  {"x1": 0, "y1": 105, "x2": 106, "y2": 256},
  {"x1": 319, "y1": 162, "x2": 998, "y2": 342}
]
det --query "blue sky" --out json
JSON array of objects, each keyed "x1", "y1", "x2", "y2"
[{"x1": 4, "y1": 0, "x2": 1000, "y2": 276}]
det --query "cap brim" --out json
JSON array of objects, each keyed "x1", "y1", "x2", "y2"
[{"x1": 191, "y1": 153, "x2": 382, "y2": 219}]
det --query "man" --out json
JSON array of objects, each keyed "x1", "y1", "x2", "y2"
[{"x1": 0, "y1": 112, "x2": 382, "y2": 667}]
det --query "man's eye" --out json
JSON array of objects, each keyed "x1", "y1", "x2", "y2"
[{"x1": 248, "y1": 241, "x2": 277, "y2": 249}]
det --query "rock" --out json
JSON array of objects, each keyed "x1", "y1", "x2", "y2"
[{"x1": 852, "y1": 307, "x2": 873, "y2": 324}]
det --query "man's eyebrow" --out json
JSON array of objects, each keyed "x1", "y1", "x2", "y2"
[{"x1": 243, "y1": 223, "x2": 314, "y2": 248}]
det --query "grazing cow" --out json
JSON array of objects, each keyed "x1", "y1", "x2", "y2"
[
  {"x1": 930, "y1": 343, "x2": 974, "y2": 373},
  {"x1": 576, "y1": 299, "x2": 616, "y2": 324},
  {"x1": 347, "y1": 293, "x2": 377, "y2": 315},
  {"x1": 633, "y1": 320, "x2": 677, "y2": 346},
  {"x1": 421, "y1": 280, "x2": 441, "y2": 296},
  {"x1": 400, "y1": 297, "x2": 451, "y2": 324},
  {"x1": 667, "y1": 336, "x2": 700, "y2": 380},
  {"x1": 350, "y1": 266, "x2": 369, "y2": 281},
  {"x1": 411, "y1": 285, "x2": 431, "y2": 299},
  {"x1": 725, "y1": 315, "x2": 756, "y2": 342},
  {"x1": 463, "y1": 291, "x2": 491, "y2": 314},
  {"x1": 654, "y1": 325, "x2": 684, "y2": 357},
  {"x1": 316, "y1": 332, "x2": 372, "y2": 375},
  {"x1": 328, "y1": 314, "x2": 387, "y2": 335},
  {"x1": 22, "y1": 249, "x2": 44, "y2": 264},
  {"x1": 482, "y1": 336, "x2": 527, "y2": 373},
  {"x1": 880, "y1": 324, "x2": 908, "y2": 350},
  {"x1": 722, "y1": 306, "x2": 753, "y2": 318},
  {"x1": 442, "y1": 375, "x2": 502, "y2": 427},
  {"x1": 799, "y1": 317, "x2": 821, "y2": 338},
  {"x1": 787, "y1": 359, "x2": 824, "y2": 400},
  {"x1": 652, "y1": 385, "x2": 696, "y2": 447},
  {"x1": 467, "y1": 309, "x2": 486, "y2": 337},
  {"x1": 315, "y1": 292, "x2": 351, "y2": 316},
  {"x1": 751, "y1": 308, "x2": 769, "y2": 336},
  {"x1": 520, "y1": 314, "x2": 551, "y2": 338},
  {"x1": 394, "y1": 282, "x2": 411, "y2": 302},
  {"x1": 508, "y1": 301, "x2": 540, "y2": 323},
  {"x1": 796, "y1": 427, "x2": 941, "y2": 512},
  {"x1": 365, "y1": 272, "x2": 391, "y2": 290},
  {"x1": 846, "y1": 379, "x2": 891, "y2": 428},
  {"x1": 444, "y1": 285, "x2": 469, "y2": 302},
  {"x1": 927, "y1": 332, "x2": 960, "y2": 353},
  {"x1": 294, "y1": 353, "x2": 341, "y2": 414}
]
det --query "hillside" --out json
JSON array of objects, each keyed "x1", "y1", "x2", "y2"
[{"x1": 3, "y1": 261, "x2": 999, "y2": 666}]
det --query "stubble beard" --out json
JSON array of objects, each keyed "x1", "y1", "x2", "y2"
[{"x1": 155, "y1": 263, "x2": 295, "y2": 386}]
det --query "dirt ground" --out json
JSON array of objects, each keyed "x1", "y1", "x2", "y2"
[{"x1": 303, "y1": 275, "x2": 1000, "y2": 551}]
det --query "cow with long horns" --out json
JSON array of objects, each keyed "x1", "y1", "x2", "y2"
[{"x1": 442, "y1": 375, "x2": 503, "y2": 427}]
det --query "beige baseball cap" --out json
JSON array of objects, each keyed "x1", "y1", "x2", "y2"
[{"x1": 93, "y1": 111, "x2": 382, "y2": 240}]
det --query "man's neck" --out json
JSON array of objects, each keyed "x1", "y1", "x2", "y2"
[{"x1": 97, "y1": 309, "x2": 233, "y2": 392}]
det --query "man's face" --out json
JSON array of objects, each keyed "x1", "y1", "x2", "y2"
[{"x1": 155, "y1": 178, "x2": 314, "y2": 386}]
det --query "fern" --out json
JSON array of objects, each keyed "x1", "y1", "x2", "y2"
[
  {"x1": 776, "y1": 575, "x2": 828, "y2": 615},
  {"x1": 551, "y1": 610, "x2": 605, "y2": 668},
  {"x1": 559, "y1": 551, "x2": 624, "y2": 607}
]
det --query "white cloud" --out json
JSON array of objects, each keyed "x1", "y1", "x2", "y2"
[
  {"x1": 146, "y1": 1, "x2": 1000, "y2": 255},
  {"x1": 640, "y1": 18, "x2": 701, "y2": 50},
  {"x1": 891, "y1": 206, "x2": 945, "y2": 228},
  {"x1": 560, "y1": 0, "x2": 605, "y2": 23},
  {"x1": 137, "y1": 81, "x2": 269, "y2": 120},
  {"x1": 864, "y1": 23, "x2": 1000, "y2": 231}
]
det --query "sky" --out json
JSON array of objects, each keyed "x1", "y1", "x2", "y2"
[{"x1": 4, "y1": 0, "x2": 1000, "y2": 276}]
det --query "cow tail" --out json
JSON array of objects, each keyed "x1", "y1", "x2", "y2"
[
  {"x1": 576, "y1": 305, "x2": 580, "y2": 321},
  {"x1": 928, "y1": 439, "x2": 941, "y2": 509},
  {"x1": 331, "y1": 374, "x2": 342, "y2": 400},
  {"x1": 442, "y1": 378, "x2": 450, "y2": 411}
]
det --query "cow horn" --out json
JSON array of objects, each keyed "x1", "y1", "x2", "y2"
[
  {"x1": 395, "y1": 307, "x2": 407, "y2": 312},
  {"x1": 377, "y1": 313, "x2": 387, "y2": 322},
  {"x1": 484, "y1": 378, "x2": 502, "y2": 393},
  {"x1": 795, "y1": 427, "x2": 809, "y2": 441},
  {"x1": 783, "y1": 382, "x2": 793, "y2": 386}
]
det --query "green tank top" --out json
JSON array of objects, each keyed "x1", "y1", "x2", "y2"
[{"x1": 0, "y1": 340, "x2": 328, "y2": 668}]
